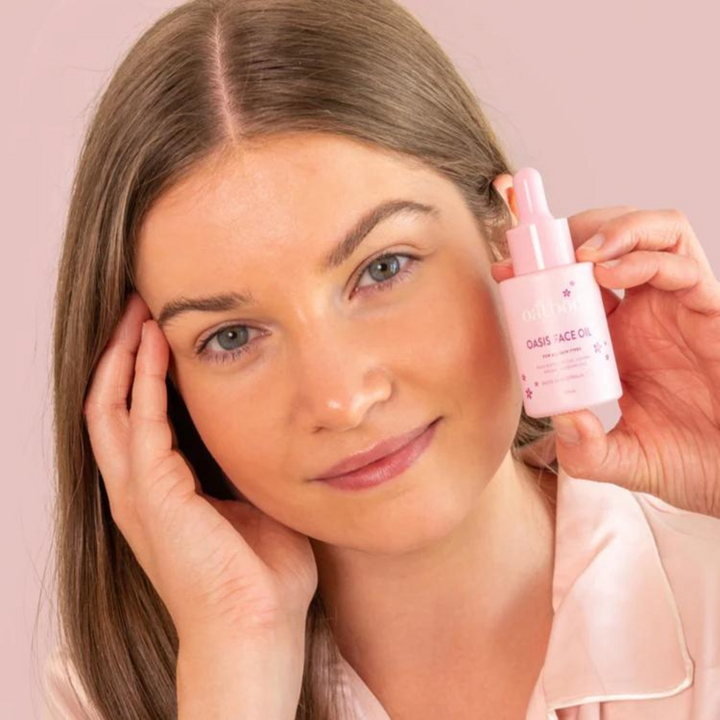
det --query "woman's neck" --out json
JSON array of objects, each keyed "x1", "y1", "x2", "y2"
[{"x1": 311, "y1": 454, "x2": 558, "y2": 716}]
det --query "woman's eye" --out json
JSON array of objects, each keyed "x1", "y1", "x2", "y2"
[
  {"x1": 353, "y1": 252, "x2": 417, "y2": 295},
  {"x1": 196, "y1": 251, "x2": 419, "y2": 365},
  {"x1": 195, "y1": 325, "x2": 260, "y2": 365}
]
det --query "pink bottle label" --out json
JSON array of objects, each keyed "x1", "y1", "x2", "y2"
[{"x1": 498, "y1": 262, "x2": 623, "y2": 417}]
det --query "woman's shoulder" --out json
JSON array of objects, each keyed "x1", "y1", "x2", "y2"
[
  {"x1": 633, "y1": 491, "x2": 720, "y2": 669},
  {"x1": 634, "y1": 490, "x2": 720, "y2": 585},
  {"x1": 634, "y1": 490, "x2": 720, "y2": 555},
  {"x1": 41, "y1": 644, "x2": 101, "y2": 720}
]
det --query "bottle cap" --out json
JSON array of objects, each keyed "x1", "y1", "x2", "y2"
[{"x1": 505, "y1": 168, "x2": 576, "y2": 276}]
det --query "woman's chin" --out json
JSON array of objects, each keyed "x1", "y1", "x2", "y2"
[{"x1": 321, "y1": 486, "x2": 474, "y2": 556}]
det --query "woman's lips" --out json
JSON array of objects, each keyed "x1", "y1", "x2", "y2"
[
  {"x1": 313, "y1": 418, "x2": 441, "y2": 480},
  {"x1": 312, "y1": 417, "x2": 442, "y2": 491}
]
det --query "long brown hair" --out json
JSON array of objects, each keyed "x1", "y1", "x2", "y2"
[{"x1": 45, "y1": 0, "x2": 557, "y2": 717}]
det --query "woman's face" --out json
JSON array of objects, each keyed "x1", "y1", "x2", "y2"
[{"x1": 134, "y1": 132, "x2": 522, "y2": 553}]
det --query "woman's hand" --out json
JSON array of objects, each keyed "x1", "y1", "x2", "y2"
[
  {"x1": 83, "y1": 291, "x2": 318, "y2": 641},
  {"x1": 491, "y1": 207, "x2": 720, "y2": 519}
]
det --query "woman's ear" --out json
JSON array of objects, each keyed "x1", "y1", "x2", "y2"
[{"x1": 491, "y1": 173, "x2": 519, "y2": 227}]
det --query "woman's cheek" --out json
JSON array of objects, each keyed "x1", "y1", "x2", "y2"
[
  {"x1": 425, "y1": 271, "x2": 520, "y2": 462},
  {"x1": 424, "y1": 267, "x2": 514, "y2": 390},
  {"x1": 178, "y1": 376, "x2": 287, "y2": 490}
]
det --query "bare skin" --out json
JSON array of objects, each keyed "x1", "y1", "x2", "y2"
[
  {"x1": 133, "y1": 131, "x2": 559, "y2": 717},
  {"x1": 314, "y1": 457, "x2": 558, "y2": 720}
]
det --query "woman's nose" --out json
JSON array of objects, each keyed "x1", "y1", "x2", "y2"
[{"x1": 292, "y1": 329, "x2": 394, "y2": 430}]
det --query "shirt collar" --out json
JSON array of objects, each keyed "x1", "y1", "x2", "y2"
[{"x1": 534, "y1": 465, "x2": 695, "y2": 715}]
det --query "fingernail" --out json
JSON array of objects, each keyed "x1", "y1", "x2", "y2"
[
  {"x1": 599, "y1": 258, "x2": 622, "y2": 269},
  {"x1": 577, "y1": 233, "x2": 605, "y2": 253},
  {"x1": 553, "y1": 416, "x2": 581, "y2": 445},
  {"x1": 141, "y1": 320, "x2": 148, "y2": 339}
]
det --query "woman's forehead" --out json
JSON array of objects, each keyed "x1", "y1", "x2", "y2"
[
  {"x1": 136, "y1": 134, "x2": 442, "y2": 270},
  {"x1": 153, "y1": 132, "x2": 429, "y2": 213}
]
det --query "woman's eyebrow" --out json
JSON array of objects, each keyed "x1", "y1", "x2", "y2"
[
  {"x1": 317, "y1": 198, "x2": 438, "y2": 272},
  {"x1": 156, "y1": 198, "x2": 439, "y2": 329}
]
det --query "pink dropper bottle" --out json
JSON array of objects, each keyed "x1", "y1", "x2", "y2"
[{"x1": 497, "y1": 168, "x2": 623, "y2": 418}]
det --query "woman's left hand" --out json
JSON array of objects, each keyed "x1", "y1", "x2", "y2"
[{"x1": 491, "y1": 207, "x2": 720, "y2": 519}]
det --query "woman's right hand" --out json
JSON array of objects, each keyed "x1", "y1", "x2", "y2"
[{"x1": 82, "y1": 291, "x2": 318, "y2": 642}]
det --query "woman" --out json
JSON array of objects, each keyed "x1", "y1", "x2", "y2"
[{"x1": 43, "y1": 0, "x2": 720, "y2": 718}]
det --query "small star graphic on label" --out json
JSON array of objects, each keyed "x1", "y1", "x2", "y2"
[
  {"x1": 604, "y1": 340, "x2": 607, "y2": 345},
  {"x1": 525, "y1": 388, "x2": 533, "y2": 399},
  {"x1": 563, "y1": 288, "x2": 571, "y2": 297},
  {"x1": 594, "y1": 342, "x2": 602, "y2": 353},
  {"x1": 534, "y1": 381, "x2": 539, "y2": 386},
  {"x1": 521, "y1": 374, "x2": 526, "y2": 381},
  {"x1": 605, "y1": 354, "x2": 609, "y2": 360},
  {"x1": 570, "y1": 280, "x2": 575, "y2": 286}
]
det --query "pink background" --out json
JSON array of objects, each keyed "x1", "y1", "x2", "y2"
[{"x1": 4, "y1": 0, "x2": 718, "y2": 716}]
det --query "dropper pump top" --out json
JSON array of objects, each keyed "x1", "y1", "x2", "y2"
[
  {"x1": 504, "y1": 167, "x2": 576, "y2": 276},
  {"x1": 514, "y1": 167, "x2": 552, "y2": 222}
]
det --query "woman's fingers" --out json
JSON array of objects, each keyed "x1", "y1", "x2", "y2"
[
  {"x1": 129, "y1": 318, "x2": 175, "y2": 479},
  {"x1": 84, "y1": 290, "x2": 208, "y2": 515},
  {"x1": 83, "y1": 293, "x2": 151, "y2": 498},
  {"x1": 575, "y1": 209, "x2": 712, "y2": 269},
  {"x1": 565, "y1": 205, "x2": 639, "y2": 249},
  {"x1": 598, "y1": 252, "x2": 720, "y2": 315},
  {"x1": 576, "y1": 210, "x2": 720, "y2": 315},
  {"x1": 599, "y1": 251, "x2": 698, "y2": 291},
  {"x1": 594, "y1": 249, "x2": 706, "y2": 292}
]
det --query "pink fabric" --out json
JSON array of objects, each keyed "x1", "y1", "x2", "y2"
[
  {"x1": 42, "y1": 466, "x2": 720, "y2": 719},
  {"x1": 42, "y1": 645, "x2": 101, "y2": 720}
]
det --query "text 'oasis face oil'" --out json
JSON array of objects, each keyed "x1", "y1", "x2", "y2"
[{"x1": 497, "y1": 168, "x2": 623, "y2": 418}]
